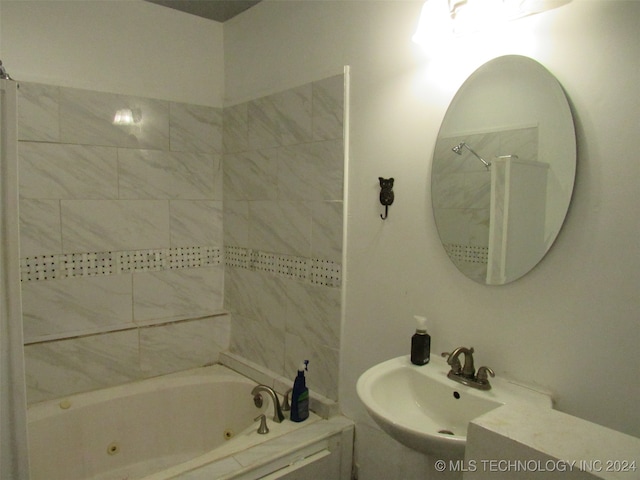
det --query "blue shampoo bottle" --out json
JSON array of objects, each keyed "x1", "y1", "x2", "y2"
[{"x1": 290, "y1": 360, "x2": 309, "y2": 422}]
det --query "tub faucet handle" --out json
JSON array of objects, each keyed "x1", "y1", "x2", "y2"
[
  {"x1": 282, "y1": 388, "x2": 293, "y2": 411},
  {"x1": 254, "y1": 414, "x2": 269, "y2": 434}
]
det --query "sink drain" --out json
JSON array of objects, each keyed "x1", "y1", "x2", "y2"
[{"x1": 438, "y1": 429, "x2": 455, "y2": 435}]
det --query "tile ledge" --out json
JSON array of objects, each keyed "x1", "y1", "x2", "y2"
[{"x1": 24, "y1": 311, "x2": 230, "y2": 345}]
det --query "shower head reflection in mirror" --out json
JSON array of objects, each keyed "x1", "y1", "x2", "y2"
[{"x1": 451, "y1": 142, "x2": 491, "y2": 169}]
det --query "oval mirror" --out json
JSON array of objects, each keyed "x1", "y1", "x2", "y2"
[{"x1": 431, "y1": 55, "x2": 576, "y2": 285}]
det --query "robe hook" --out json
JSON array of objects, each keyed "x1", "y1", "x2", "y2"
[{"x1": 378, "y1": 177, "x2": 394, "y2": 220}]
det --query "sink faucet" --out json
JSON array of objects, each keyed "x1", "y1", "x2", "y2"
[
  {"x1": 251, "y1": 385, "x2": 285, "y2": 423},
  {"x1": 443, "y1": 347, "x2": 495, "y2": 390},
  {"x1": 446, "y1": 346, "x2": 475, "y2": 378}
]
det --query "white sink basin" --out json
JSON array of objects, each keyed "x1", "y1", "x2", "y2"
[{"x1": 356, "y1": 355, "x2": 551, "y2": 457}]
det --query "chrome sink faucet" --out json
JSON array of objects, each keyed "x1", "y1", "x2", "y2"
[
  {"x1": 443, "y1": 347, "x2": 495, "y2": 390},
  {"x1": 251, "y1": 385, "x2": 285, "y2": 423}
]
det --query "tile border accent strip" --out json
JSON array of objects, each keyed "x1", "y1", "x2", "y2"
[
  {"x1": 225, "y1": 245, "x2": 341, "y2": 288},
  {"x1": 21, "y1": 245, "x2": 341, "y2": 287},
  {"x1": 20, "y1": 246, "x2": 223, "y2": 282},
  {"x1": 444, "y1": 243, "x2": 489, "y2": 265}
]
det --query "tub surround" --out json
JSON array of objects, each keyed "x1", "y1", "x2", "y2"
[
  {"x1": 18, "y1": 74, "x2": 345, "y2": 406},
  {"x1": 226, "y1": 245, "x2": 341, "y2": 289},
  {"x1": 18, "y1": 81, "x2": 228, "y2": 403},
  {"x1": 224, "y1": 73, "x2": 345, "y2": 402},
  {"x1": 21, "y1": 258, "x2": 224, "y2": 341},
  {"x1": 25, "y1": 316, "x2": 231, "y2": 404}
]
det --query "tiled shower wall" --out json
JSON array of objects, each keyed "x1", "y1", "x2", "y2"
[
  {"x1": 223, "y1": 74, "x2": 344, "y2": 401},
  {"x1": 18, "y1": 74, "x2": 345, "y2": 404},
  {"x1": 18, "y1": 82, "x2": 228, "y2": 403}
]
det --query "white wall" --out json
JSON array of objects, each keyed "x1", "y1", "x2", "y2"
[
  {"x1": 224, "y1": 0, "x2": 640, "y2": 442},
  {"x1": 0, "y1": 0, "x2": 224, "y2": 106}
]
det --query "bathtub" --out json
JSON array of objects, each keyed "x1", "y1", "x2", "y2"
[{"x1": 27, "y1": 365, "x2": 348, "y2": 480}]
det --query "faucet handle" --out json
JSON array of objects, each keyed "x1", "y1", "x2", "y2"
[
  {"x1": 282, "y1": 388, "x2": 292, "y2": 412},
  {"x1": 476, "y1": 366, "x2": 495, "y2": 385},
  {"x1": 254, "y1": 414, "x2": 269, "y2": 434},
  {"x1": 442, "y1": 352, "x2": 462, "y2": 374}
]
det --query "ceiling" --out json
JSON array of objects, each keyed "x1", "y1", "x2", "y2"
[{"x1": 145, "y1": 0, "x2": 262, "y2": 23}]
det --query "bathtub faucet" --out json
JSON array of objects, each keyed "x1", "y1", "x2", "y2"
[{"x1": 251, "y1": 385, "x2": 285, "y2": 423}]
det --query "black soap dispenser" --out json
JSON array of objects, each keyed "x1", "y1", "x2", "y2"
[{"x1": 411, "y1": 315, "x2": 431, "y2": 365}]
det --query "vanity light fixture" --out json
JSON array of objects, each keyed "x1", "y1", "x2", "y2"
[
  {"x1": 412, "y1": 0, "x2": 453, "y2": 47},
  {"x1": 413, "y1": 0, "x2": 572, "y2": 44}
]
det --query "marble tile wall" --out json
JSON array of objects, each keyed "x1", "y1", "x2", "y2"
[
  {"x1": 18, "y1": 75, "x2": 344, "y2": 404},
  {"x1": 223, "y1": 74, "x2": 344, "y2": 401},
  {"x1": 18, "y1": 82, "x2": 228, "y2": 403},
  {"x1": 432, "y1": 127, "x2": 538, "y2": 282}
]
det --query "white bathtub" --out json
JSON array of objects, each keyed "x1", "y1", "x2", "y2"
[{"x1": 27, "y1": 365, "x2": 327, "y2": 480}]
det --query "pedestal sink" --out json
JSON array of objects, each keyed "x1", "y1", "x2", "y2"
[{"x1": 356, "y1": 355, "x2": 551, "y2": 457}]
